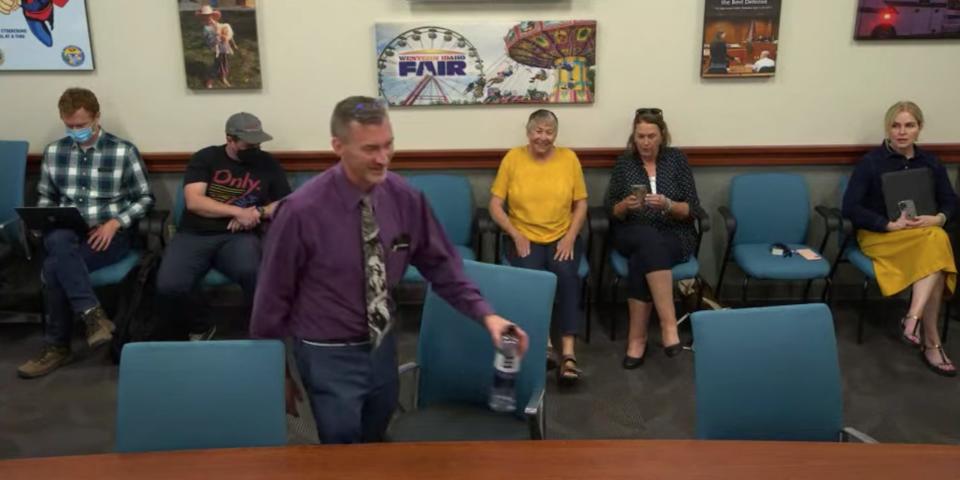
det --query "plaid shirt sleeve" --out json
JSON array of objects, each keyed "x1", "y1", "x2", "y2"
[
  {"x1": 115, "y1": 145, "x2": 154, "y2": 229},
  {"x1": 36, "y1": 145, "x2": 60, "y2": 208}
]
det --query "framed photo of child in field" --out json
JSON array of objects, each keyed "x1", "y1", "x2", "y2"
[{"x1": 177, "y1": 0, "x2": 262, "y2": 90}]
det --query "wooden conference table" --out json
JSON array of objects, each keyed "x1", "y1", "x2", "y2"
[{"x1": 1, "y1": 439, "x2": 958, "y2": 479}]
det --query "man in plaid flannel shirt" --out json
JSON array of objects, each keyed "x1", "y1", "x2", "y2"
[{"x1": 18, "y1": 88, "x2": 154, "y2": 379}]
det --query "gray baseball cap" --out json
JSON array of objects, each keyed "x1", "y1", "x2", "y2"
[{"x1": 225, "y1": 112, "x2": 273, "y2": 144}]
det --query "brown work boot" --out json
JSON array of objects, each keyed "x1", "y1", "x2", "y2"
[
  {"x1": 17, "y1": 345, "x2": 72, "y2": 379},
  {"x1": 82, "y1": 305, "x2": 115, "y2": 349}
]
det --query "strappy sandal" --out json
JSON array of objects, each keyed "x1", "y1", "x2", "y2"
[
  {"x1": 899, "y1": 315, "x2": 921, "y2": 348},
  {"x1": 920, "y1": 344, "x2": 957, "y2": 377},
  {"x1": 558, "y1": 356, "x2": 581, "y2": 385}
]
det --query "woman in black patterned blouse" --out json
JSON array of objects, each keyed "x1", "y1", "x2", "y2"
[{"x1": 604, "y1": 108, "x2": 701, "y2": 369}]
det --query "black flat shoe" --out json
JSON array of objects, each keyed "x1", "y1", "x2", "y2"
[
  {"x1": 622, "y1": 354, "x2": 645, "y2": 369},
  {"x1": 664, "y1": 343, "x2": 684, "y2": 358}
]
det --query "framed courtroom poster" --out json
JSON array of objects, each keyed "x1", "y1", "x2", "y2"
[
  {"x1": 701, "y1": 0, "x2": 781, "y2": 78},
  {"x1": 0, "y1": 0, "x2": 94, "y2": 71}
]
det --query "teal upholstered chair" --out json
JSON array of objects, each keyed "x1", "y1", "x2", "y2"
[
  {"x1": 692, "y1": 303, "x2": 875, "y2": 442},
  {"x1": 290, "y1": 172, "x2": 315, "y2": 190},
  {"x1": 825, "y1": 176, "x2": 876, "y2": 343},
  {"x1": 16, "y1": 140, "x2": 165, "y2": 324},
  {"x1": 716, "y1": 173, "x2": 831, "y2": 304},
  {"x1": 0, "y1": 141, "x2": 29, "y2": 256},
  {"x1": 388, "y1": 260, "x2": 555, "y2": 441},
  {"x1": 173, "y1": 184, "x2": 234, "y2": 288},
  {"x1": 116, "y1": 340, "x2": 286, "y2": 452},
  {"x1": 401, "y1": 174, "x2": 478, "y2": 284},
  {"x1": 0, "y1": 141, "x2": 29, "y2": 308},
  {"x1": 603, "y1": 205, "x2": 710, "y2": 340},
  {"x1": 825, "y1": 176, "x2": 950, "y2": 343},
  {"x1": 493, "y1": 208, "x2": 594, "y2": 342}
]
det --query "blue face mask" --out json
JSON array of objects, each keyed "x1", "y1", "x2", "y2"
[{"x1": 66, "y1": 126, "x2": 94, "y2": 144}]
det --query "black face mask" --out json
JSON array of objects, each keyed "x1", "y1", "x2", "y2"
[{"x1": 236, "y1": 147, "x2": 262, "y2": 163}]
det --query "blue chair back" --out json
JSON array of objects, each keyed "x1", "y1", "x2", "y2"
[
  {"x1": 173, "y1": 183, "x2": 187, "y2": 227},
  {"x1": 730, "y1": 173, "x2": 810, "y2": 245},
  {"x1": 0, "y1": 141, "x2": 29, "y2": 242},
  {"x1": 416, "y1": 260, "x2": 555, "y2": 415},
  {"x1": 838, "y1": 175, "x2": 851, "y2": 247},
  {"x1": 291, "y1": 172, "x2": 315, "y2": 190},
  {"x1": 692, "y1": 303, "x2": 843, "y2": 441},
  {"x1": 406, "y1": 174, "x2": 473, "y2": 247},
  {"x1": 116, "y1": 340, "x2": 287, "y2": 452}
]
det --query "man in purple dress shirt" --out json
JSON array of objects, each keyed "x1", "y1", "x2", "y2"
[{"x1": 250, "y1": 96, "x2": 528, "y2": 444}]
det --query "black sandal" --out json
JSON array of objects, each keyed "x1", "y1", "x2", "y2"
[
  {"x1": 899, "y1": 315, "x2": 921, "y2": 348},
  {"x1": 558, "y1": 356, "x2": 581, "y2": 385},
  {"x1": 920, "y1": 343, "x2": 957, "y2": 377}
]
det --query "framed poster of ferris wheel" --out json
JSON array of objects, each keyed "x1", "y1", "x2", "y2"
[{"x1": 375, "y1": 21, "x2": 597, "y2": 107}]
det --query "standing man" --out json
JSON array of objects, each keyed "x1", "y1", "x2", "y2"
[
  {"x1": 156, "y1": 112, "x2": 291, "y2": 340},
  {"x1": 18, "y1": 87, "x2": 154, "y2": 378},
  {"x1": 250, "y1": 96, "x2": 528, "y2": 444}
]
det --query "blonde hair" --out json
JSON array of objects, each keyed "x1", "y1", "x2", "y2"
[{"x1": 884, "y1": 101, "x2": 924, "y2": 136}]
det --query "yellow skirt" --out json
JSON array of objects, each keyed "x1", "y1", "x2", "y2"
[{"x1": 857, "y1": 227, "x2": 956, "y2": 297}]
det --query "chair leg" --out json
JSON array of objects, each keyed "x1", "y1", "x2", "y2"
[
  {"x1": 802, "y1": 279, "x2": 813, "y2": 303},
  {"x1": 583, "y1": 277, "x2": 591, "y2": 344},
  {"x1": 857, "y1": 277, "x2": 869, "y2": 345},
  {"x1": 609, "y1": 276, "x2": 620, "y2": 341},
  {"x1": 821, "y1": 276, "x2": 832, "y2": 304},
  {"x1": 716, "y1": 260, "x2": 729, "y2": 302},
  {"x1": 741, "y1": 277, "x2": 749, "y2": 305},
  {"x1": 695, "y1": 276, "x2": 704, "y2": 311}
]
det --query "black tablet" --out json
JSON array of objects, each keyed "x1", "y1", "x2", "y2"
[
  {"x1": 880, "y1": 168, "x2": 937, "y2": 221},
  {"x1": 15, "y1": 207, "x2": 90, "y2": 236}
]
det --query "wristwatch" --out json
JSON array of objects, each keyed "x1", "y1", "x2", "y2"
[{"x1": 256, "y1": 206, "x2": 266, "y2": 220}]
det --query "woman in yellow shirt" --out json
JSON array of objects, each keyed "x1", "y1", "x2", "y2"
[{"x1": 489, "y1": 110, "x2": 589, "y2": 384}]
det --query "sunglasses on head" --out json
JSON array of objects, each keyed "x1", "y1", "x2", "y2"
[
  {"x1": 353, "y1": 99, "x2": 388, "y2": 112},
  {"x1": 635, "y1": 108, "x2": 663, "y2": 117}
]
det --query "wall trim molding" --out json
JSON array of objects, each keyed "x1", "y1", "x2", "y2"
[{"x1": 26, "y1": 143, "x2": 960, "y2": 172}]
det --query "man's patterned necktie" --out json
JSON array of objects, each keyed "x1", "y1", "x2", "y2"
[{"x1": 361, "y1": 195, "x2": 391, "y2": 348}]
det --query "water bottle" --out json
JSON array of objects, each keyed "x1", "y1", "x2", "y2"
[{"x1": 489, "y1": 326, "x2": 521, "y2": 413}]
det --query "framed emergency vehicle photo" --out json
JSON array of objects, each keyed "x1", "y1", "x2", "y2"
[
  {"x1": 0, "y1": 0, "x2": 95, "y2": 71},
  {"x1": 855, "y1": 0, "x2": 960, "y2": 39}
]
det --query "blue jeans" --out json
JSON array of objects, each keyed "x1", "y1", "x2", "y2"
[
  {"x1": 505, "y1": 236, "x2": 584, "y2": 336},
  {"x1": 42, "y1": 228, "x2": 132, "y2": 347},
  {"x1": 155, "y1": 232, "x2": 261, "y2": 334},
  {"x1": 293, "y1": 334, "x2": 399, "y2": 444}
]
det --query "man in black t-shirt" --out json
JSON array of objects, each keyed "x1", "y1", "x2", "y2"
[{"x1": 156, "y1": 112, "x2": 292, "y2": 340}]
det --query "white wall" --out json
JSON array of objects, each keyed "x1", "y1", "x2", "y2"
[{"x1": 2, "y1": 0, "x2": 958, "y2": 154}]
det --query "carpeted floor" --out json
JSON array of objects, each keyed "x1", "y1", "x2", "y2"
[{"x1": 0, "y1": 300, "x2": 958, "y2": 460}]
